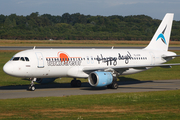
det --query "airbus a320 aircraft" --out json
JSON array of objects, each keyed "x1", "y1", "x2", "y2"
[{"x1": 3, "y1": 13, "x2": 180, "y2": 91}]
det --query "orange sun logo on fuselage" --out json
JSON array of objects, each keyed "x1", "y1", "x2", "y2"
[
  {"x1": 59, "y1": 52, "x2": 69, "y2": 62},
  {"x1": 46, "y1": 51, "x2": 82, "y2": 66}
]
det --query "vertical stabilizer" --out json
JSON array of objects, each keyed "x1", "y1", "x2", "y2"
[{"x1": 145, "y1": 13, "x2": 174, "y2": 51}]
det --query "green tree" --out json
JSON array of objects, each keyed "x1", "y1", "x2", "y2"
[{"x1": 4, "y1": 17, "x2": 13, "y2": 28}]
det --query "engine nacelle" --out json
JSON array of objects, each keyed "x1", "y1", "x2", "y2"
[
  {"x1": 36, "y1": 78, "x2": 56, "y2": 84},
  {"x1": 88, "y1": 71, "x2": 113, "y2": 87}
]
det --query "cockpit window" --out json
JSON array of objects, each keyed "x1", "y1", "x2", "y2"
[
  {"x1": 11, "y1": 57, "x2": 30, "y2": 61},
  {"x1": 12, "y1": 57, "x2": 20, "y2": 61},
  {"x1": 25, "y1": 57, "x2": 29, "y2": 61},
  {"x1": 20, "y1": 57, "x2": 25, "y2": 61}
]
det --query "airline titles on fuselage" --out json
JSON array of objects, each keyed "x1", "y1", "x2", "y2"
[{"x1": 46, "y1": 51, "x2": 148, "y2": 66}]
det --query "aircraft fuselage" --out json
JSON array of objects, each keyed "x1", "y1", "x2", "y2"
[{"x1": 3, "y1": 48, "x2": 175, "y2": 78}]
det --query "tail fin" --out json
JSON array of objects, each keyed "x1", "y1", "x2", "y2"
[{"x1": 145, "y1": 13, "x2": 174, "y2": 51}]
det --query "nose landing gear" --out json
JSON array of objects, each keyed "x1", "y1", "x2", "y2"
[{"x1": 28, "y1": 78, "x2": 36, "y2": 91}]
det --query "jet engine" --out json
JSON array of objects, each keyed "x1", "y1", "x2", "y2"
[
  {"x1": 36, "y1": 78, "x2": 56, "y2": 84},
  {"x1": 88, "y1": 71, "x2": 113, "y2": 87}
]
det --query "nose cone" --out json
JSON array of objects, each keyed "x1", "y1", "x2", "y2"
[{"x1": 3, "y1": 62, "x2": 13, "y2": 76}]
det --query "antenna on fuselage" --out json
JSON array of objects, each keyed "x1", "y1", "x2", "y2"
[
  {"x1": 111, "y1": 46, "x2": 114, "y2": 49},
  {"x1": 33, "y1": 46, "x2": 36, "y2": 49}
]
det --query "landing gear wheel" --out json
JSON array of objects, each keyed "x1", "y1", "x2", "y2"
[
  {"x1": 107, "y1": 82, "x2": 118, "y2": 89},
  {"x1": 76, "y1": 80, "x2": 81, "y2": 87},
  {"x1": 71, "y1": 80, "x2": 76, "y2": 87},
  {"x1": 71, "y1": 79, "x2": 81, "y2": 87},
  {"x1": 28, "y1": 78, "x2": 37, "y2": 91},
  {"x1": 111, "y1": 82, "x2": 118, "y2": 89},
  {"x1": 28, "y1": 86, "x2": 35, "y2": 91},
  {"x1": 31, "y1": 86, "x2": 35, "y2": 91},
  {"x1": 28, "y1": 86, "x2": 32, "y2": 90}
]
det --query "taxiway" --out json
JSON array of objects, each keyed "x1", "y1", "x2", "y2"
[{"x1": 0, "y1": 80, "x2": 179, "y2": 99}]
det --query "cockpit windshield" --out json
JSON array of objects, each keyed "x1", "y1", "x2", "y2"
[
  {"x1": 25, "y1": 57, "x2": 29, "y2": 61},
  {"x1": 20, "y1": 57, "x2": 25, "y2": 61},
  {"x1": 10, "y1": 57, "x2": 30, "y2": 61},
  {"x1": 12, "y1": 57, "x2": 20, "y2": 61}
]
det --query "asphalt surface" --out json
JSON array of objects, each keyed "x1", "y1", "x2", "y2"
[
  {"x1": 0, "y1": 46, "x2": 180, "y2": 50},
  {"x1": 0, "y1": 80, "x2": 180, "y2": 99}
]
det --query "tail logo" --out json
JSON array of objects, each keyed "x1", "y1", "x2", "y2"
[{"x1": 156, "y1": 25, "x2": 167, "y2": 45}]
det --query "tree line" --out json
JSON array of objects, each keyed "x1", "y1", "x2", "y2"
[{"x1": 0, "y1": 12, "x2": 180, "y2": 40}]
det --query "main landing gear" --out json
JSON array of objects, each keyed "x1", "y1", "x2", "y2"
[
  {"x1": 107, "y1": 76, "x2": 118, "y2": 89},
  {"x1": 28, "y1": 78, "x2": 36, "y2": 91},
  {"x1": 71, "y1": 78, "x2": 81, "y2": 87}
]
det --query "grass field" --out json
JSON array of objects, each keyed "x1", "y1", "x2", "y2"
[
  {"x1": 0, "y1": 90, "x2": 180, "y2": 119},
  {"x1": 0, "y1": 42, "x2": 180, "y2": 119}
]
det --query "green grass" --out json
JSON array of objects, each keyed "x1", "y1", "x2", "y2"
[{"x1": 0, "y1": 90, "x2": 180, "y2": 119}]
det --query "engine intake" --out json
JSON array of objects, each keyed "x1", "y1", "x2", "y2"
[{"x1": 88, "y1": 71, "x2": 113, "y2": 87}]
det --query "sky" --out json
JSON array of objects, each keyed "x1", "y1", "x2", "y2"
[{"x1": 1, "y1": 0, "x2": 180, "y2": 20}]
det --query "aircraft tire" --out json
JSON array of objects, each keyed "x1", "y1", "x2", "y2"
[
  {"x1": 71, "y1": 80, "x2": 76, "y2": 87},
  {"x1": 28, "y1": 86, "x2": 35, "y2": 91},
  {"x1": 28, "y1": 86, "x2": 31, "y2": 90},
  {"x1": 31, "y1": 86, "x2": 35, "y2": 91},
  {"x1": 76, "y1": 80, "x2": 81, "y2": 87},
  {"x1": 111, "y1": 82, "x2": 118, "y2": 89},
  {"x1": 71, "y1": 80, "x2": 81, "y2": 87},
  {"x1": 107, "y1": 82, "x2": 118, "y2": 89}
]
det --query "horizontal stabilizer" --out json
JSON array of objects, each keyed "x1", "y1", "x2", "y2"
[{"x1": 162, "y1": 55, "x2": 180, "y2": 58}]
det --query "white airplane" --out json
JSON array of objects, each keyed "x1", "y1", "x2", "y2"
[{"x1": 3, "y1": 13, "x2": 180, "y2": 91}]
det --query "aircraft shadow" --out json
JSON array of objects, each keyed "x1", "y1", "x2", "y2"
[
  {"x1": 80, "y1": 77, "x2": 153, "y2": 91},
  {"x1": 118, "y1": 77, "x2": 153, "y2": 85},
  {"x1": 0, "y1": 82, "x2": 94, "y2": 90},
  {"x1": 0, "y1": 77, "x2": 161, "y2": 90}
]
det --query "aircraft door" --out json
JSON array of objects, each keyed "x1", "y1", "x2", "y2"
[{"x1": 35, "y1": 52, "x2": 44, "y2": 68}]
